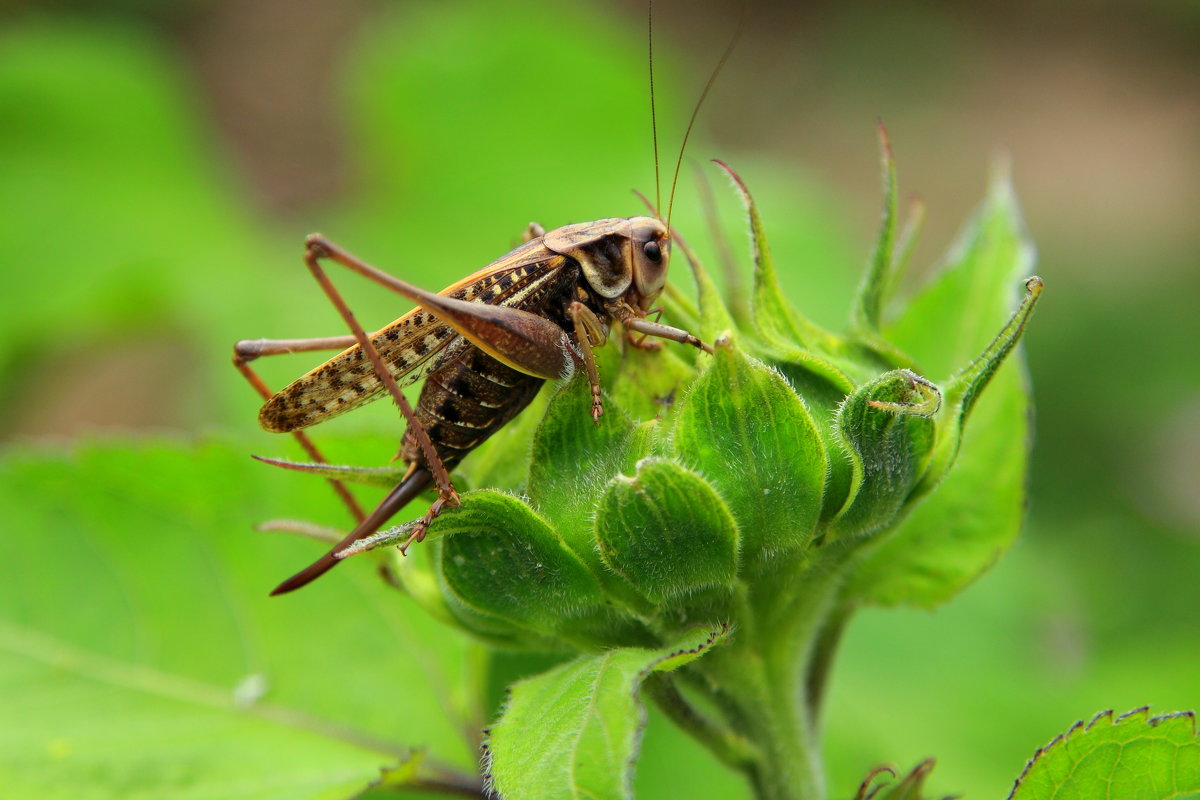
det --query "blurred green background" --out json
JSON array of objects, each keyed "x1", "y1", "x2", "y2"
[{"x1": 1, "y1": 0, "x2": 1197, "y2": 797}]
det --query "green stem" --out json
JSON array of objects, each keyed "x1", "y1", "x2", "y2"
[
  {"x1": 699, "y1": 634, "x2": 821, "y2": 800},
  {"x1": 688, "y1": 563, "x2": 846, "y2": 799},
  {"x1": 645, "y1": 674, "x2": 759, "y2": 772},
  {"x1": 805, "y1": 602, "x2": 853, "y2": 727}
]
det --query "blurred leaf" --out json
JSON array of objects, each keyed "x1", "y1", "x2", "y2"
[
  {"x1": 915, "y1": 276, "x2": 1043, "y2": 498},
  {"x1": 848, "y1": 125, "x2": 916, "y2": 372},
  {"x1": 596, "y1": 458, "x2": 739, "y2": 604},
  {"x1": 342, "y1": 1, "x2": 665, "y2": 258},
  {"x1": 0, "y1": 439, "x2": 477, "y2": 799},
  {"x1": 0, "y1": 21, "x2": 279, "y2": 430},
  {"x1": 248, "y1": 456, "x2": 410, "y2": 489},
  {"x1": 680, "y1": 230, "x2": 739, "y2": 344},
  {"x1": 1008, "y1": 708, "x2": 1200, "y2": 800},
  {"x1": 886, "y1": 169, "x2": 1035, "y2": 379},
  {"x1": 852, "y1": 171, "x2": 1036, "y2": 607},
  {"x1": 485, "y1": 625, "x2": 729, "y2": 800},
  {"x1": 851, "y1": 124, "x2": 898, "y2": 335}
]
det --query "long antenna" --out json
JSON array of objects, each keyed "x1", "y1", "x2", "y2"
[
  {"x1": 665, "y1": 6, "x2": 746, "y2": 234},
  {"x1": 648, "y1": 1, "x2": 662, "y2": 215}
]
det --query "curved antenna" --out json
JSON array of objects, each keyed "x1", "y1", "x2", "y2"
[
  {"x1": 648, "y1": 1, "x2": 662, "y2": 216},
  {"x1": 665, "y1": 6, "x2": 746, "y2": 234}
]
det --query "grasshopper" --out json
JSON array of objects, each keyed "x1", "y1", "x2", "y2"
[
  {"x1": 234, "y1": 9, "x2": 738, "y2": 596},
  {"x1": 234, "y1": 221, "x2": 708, "y2": 594}
]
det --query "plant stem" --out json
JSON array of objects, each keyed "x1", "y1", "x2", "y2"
[
  {"x1": 646, "y1": 674, "x2": 760, "y2": 772},
  {"x1": 805, "y1": 602, "x2": 852, "y2": 726},
  {"x1": 699, "y1": 636, "x2": 822, "y2": 800},
  {"x1": 685, "y1": 545, "x2": 867, "y2": 800}
]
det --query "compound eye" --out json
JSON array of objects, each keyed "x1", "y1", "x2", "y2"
[{"x1": 643, "y1": 240, "x2": 663, "y2": 263}]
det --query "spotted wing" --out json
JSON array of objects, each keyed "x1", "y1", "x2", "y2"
[{"x1": 259, "y1": 241, "x2": 570, "y2": 433}]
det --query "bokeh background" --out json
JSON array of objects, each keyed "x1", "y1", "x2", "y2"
[{"x1": 1, "y1": 0, "x2": 1197, "y2": 797}]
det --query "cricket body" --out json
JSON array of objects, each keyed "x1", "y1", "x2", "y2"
[
  {"x1": 234, "y1": 4, "x2": 740, "y2": 595},
  {"x1": 234, "y1": 215, "x2": 709, "y2": 595}
]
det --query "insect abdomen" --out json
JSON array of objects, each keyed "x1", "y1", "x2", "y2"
[{"x1": 403, "y1": 348, "x2": 543, "y2": 471}]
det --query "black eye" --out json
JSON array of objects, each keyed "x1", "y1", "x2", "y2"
[{"x1": 643, "y1": 241, "x2": 662, "y2": 263}]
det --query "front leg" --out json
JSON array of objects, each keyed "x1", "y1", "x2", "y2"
[
  {"x1": 626, "y1": 306, "x2": 664, "y2": 351},
  {"x1": 608, "y1": 302, "x2": 713, "y2": 354},
  {"x1": 568, "y1": 301, "x2": 609, "y2": 423}
]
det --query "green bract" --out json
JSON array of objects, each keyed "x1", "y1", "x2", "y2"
[{"x1": 276, "y1": 135, "x2": 1044, "y2": 800}]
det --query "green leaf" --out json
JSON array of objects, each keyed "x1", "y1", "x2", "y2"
[
  {"x1": 662, "y1": 281, "x2": 701, "y2": 339},
  {"x1": 672, "y1": 339, "x2": 827, "y2": 560},
  {"x1": 596, "y1": 458, "x2": 740, "y2": 604},
  {"x1": 1008, "y1": 708, "x2": 1200, "y2": 800},
  {"x1": 848, "y1": 368, "x2": 1029, "y2": 607},
  {"x1": 481, "y1": 650, "x2": 572, "y2": 724},
  {"x1": 485, "y1": 625, "x2": 730, "y2": 800},
  {"x1": 680, "y1": 228, "x2": 738, "y2": 344},
  {"x1": 770, "y1": 360, "x2": 857, "y2": 522},
  {"x1": 428, "y1": 543, "x2": 543, "y2": 648},
  {"x1": 853, "y1": 172, "x2": 1038, "y2": 607},
  {"x1": 0, "y1": 439, "x2": 477, "y2": 800},
  {"x1": 433, "y1": 490, "x2": 606, "y2": 641}
]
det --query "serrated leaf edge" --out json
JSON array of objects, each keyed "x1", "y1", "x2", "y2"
[{"x1": 1007, "y1": 706, "x2": 1200, "y2": 800}]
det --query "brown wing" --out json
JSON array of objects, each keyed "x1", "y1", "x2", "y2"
[{"x1": 259, "y1": 239, "x2": 570, "y2": 433}]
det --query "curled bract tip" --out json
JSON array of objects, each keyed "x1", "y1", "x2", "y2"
[{"x1": 866, "y1": 370, "x2": 942, "y2": 417}]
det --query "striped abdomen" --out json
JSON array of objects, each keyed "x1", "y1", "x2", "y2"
[{"x1": 401, "y1": 346, "x2": 544, "y2": 471}]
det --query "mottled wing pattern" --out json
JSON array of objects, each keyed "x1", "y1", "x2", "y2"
[{"x1": 259, "y1": 241, "x2": 570, "y2": 433}]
